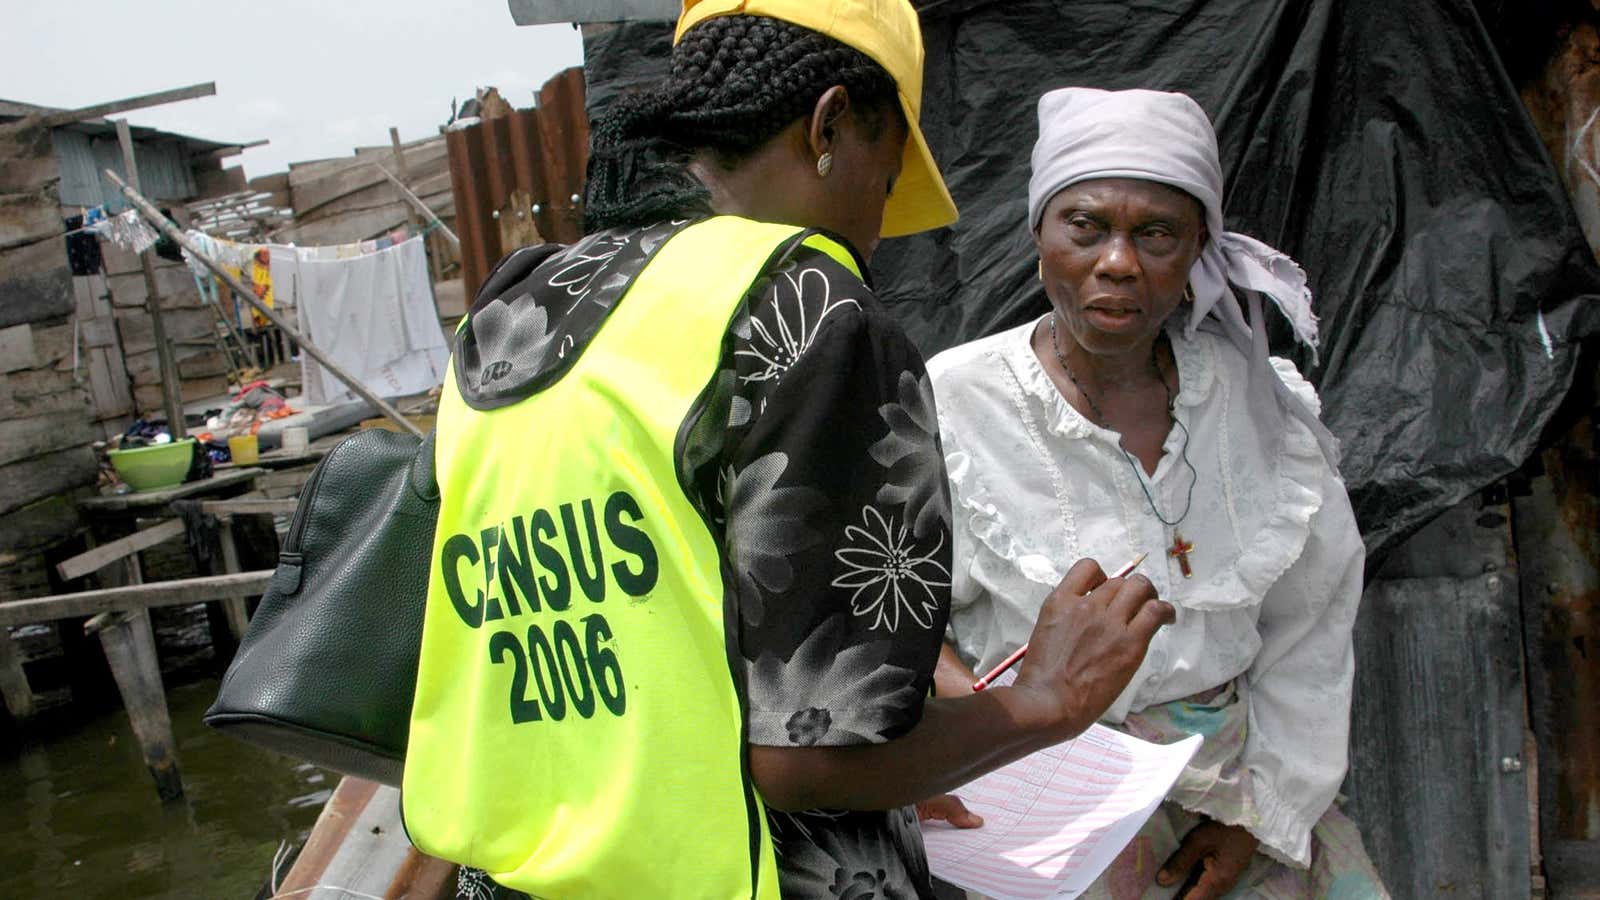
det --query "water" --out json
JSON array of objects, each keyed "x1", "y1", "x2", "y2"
[{"x1": 0, "y1": 677, "x2": 334, "y2": 899}]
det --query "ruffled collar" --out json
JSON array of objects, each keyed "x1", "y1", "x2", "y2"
[
  {"x1": 1002, "y1": 314, "x2": 1217, "y2": 443},
  {"x1": 959, "y1": 314, "x2": 1327, "y2": 612}
]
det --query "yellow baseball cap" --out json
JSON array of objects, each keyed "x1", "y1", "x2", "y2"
[{"x1": 675, "y1": 0, "x2": 959, "y2": 238}]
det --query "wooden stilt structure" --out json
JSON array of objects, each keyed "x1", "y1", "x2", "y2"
[
  {"x1": 61, "y1": 534, "x2": 187, "y2": 802},
  {"x1": 28, "y1": 508, "x2": 284, "y2": 802},
  {"x1": 0, "y1": 629, "x2": 35, "y2": 721},
  {"x1": 86, "y1": 607, "x2": 184, "y2": 802},
  {"x1": 214, "y1": 516, "x2": 251, "y2": 641}
]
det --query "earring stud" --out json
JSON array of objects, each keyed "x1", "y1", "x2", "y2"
[{"x1": 816, "y1": 153, "x2": 834, "y2": 178}]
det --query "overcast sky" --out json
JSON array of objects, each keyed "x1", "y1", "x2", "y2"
[{"x1": 4, "y1": 0, "x2": 585, "y2": 179}]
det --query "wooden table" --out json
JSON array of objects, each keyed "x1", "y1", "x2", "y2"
[
  {"x1": 213, "y1": 446, "x2": 329, "y2": 472},
  {"x1": 76, "y1": 467, "x2": 267, "y2": 514},
  {"x1": 76, "y1": 466, "x2": 269, "y2": 639}
]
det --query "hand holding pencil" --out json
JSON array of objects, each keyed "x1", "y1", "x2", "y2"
[
  {"x1": 976, "y1": 554, "x2": 1174, "y2": 742},
  {"x1": 972, "y1": 552, "x2": 1152, "y2": 690}
]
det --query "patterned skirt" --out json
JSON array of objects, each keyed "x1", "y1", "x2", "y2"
[{"x1": 1079, "y1": 681, "x2": 1389, "y2": 900}]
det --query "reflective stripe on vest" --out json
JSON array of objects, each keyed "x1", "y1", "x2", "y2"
[{"x1": 403, "y1": 217, "x2": 859, "y2": 899}]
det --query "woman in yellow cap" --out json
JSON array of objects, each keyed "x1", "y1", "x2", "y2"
[{"x1": 409, "y1": 3, "x2": 1173, "y2": 898}]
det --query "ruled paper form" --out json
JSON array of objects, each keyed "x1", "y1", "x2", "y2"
[{"x1": 921, "y1": 672, "x2": 1202, "y2": 900}]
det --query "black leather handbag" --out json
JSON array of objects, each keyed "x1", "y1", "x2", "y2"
[{"x1": 204, "y1": 427, "x2": 438, "y2": 786}]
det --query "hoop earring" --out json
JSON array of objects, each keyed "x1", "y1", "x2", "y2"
[{"x1": 816, "y1": 153, "x2": 834, "y2": 178}]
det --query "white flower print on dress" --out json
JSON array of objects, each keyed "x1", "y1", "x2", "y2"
[
  {"x1": 746, "y1": 614, "x2": 921, "y2": 746},
  {"x1": 725, "y1": 452, "x2": 827, "y2": 626},
  {"x1": 736, "y1": 264, "x2": 861, "y2": 387},
  {"x1": 466, "y1": 293, "x2": 563, "y2": 392},
  {"x1": 766, "y1": 807, "x2": 923, "y2": 900},
  {"x1": 832, "y1": 506, "x2": 949, "y2": 632},
  {"x1": 869, "y1": 371, "x2": 949, "y2": 539},
  {"x1": 546, "y1": 231, "x2": 631, "y2": 311}
]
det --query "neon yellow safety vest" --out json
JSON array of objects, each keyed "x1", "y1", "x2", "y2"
[{"x1": 403, "y1": 217, "x2": 862, "y2": 899}]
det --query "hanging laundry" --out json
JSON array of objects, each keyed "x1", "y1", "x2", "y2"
[
  {"x1": 63, "y1": 214, "x2": 104, "y2": 275},
  {"x1": 153, "y1": 207, "x2": 184, "y2": 262},
  {"x1": 93, "y1": 209, "x2": 159, "y2": 254},
  {"x1": 268, "y1": 244, "x2": 303, "y2": 341},
  {"x1": 248, "y1": 247, "x2": 275, "y2": 328},
  {"x1": 292, "y1": 236, "x2": 447, "y2": 405},
  {"x1": 176, "y1": 229, "x2": 446, "y2": 401}
]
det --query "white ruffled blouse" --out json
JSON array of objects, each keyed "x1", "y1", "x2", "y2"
[{"x1": 927, "y1": 316, "x2": 1364, "y2": 867}]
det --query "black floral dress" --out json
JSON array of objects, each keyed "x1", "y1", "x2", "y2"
[{"x1": 452, "y1": 220, "x2": 952, "y2": 900}]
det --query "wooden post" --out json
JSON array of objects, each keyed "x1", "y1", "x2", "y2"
[
  {"x1": 388, "y1": 128, "x2": 425, "y2": 249},
  {"x1": 87, "y1": 608, "x2": 183, "y2": 801},
  {"x1": 215, "y1": 515, "x2": 250, "y2": 641},
  {"x1": 40, "y1": 82, "x2": 216, "y2": 129},
  {"x1": 0, "y1": 628, "x2": 35, "y2": 721},
  {"x1": 115, "y1": 118, "x2": 186, "y2": 439},
  {"x1": 370, "y1": 162, "x2": 461, "y2": 248},
  {"x1": 106, "y1": 170, "x2": 425, "y2": 438},
  {"x1": 390, "y1": 127, "x2": 444, "y2": 321}
]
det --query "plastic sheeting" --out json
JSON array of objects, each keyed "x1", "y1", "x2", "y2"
[{"x1": 581, "y1": 1, "x2": 1600, "y2": 559}]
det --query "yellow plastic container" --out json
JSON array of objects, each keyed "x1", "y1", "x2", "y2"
[{"x1": 227, "y1": 433, "x2": 260, "y2": 465}]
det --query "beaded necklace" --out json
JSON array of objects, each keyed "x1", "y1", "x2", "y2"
[{"x1": 1049, "y1": 313, "x2": 1199, "y2": 576}]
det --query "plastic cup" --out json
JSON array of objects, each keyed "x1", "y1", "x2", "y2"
[
  {"x1": 228, "y1": 433, "x2": 260, "y2": 465},
  {"x1": 281, "y1": 426, "x2": 310, "y2": 454}
]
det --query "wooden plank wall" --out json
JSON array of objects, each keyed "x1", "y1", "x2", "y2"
[
  {"x1": 0, "y1": 118, "x2": 101, "y2": 599},
  {"x1": 1, "y1": 119, "x2": 239, "y2": 600},
  {"x1": 1345, "y1": 498, "x2": 1534, "y2": 897},
  {"x1": 278, "y1": 135, "x2": 459, "y2": 274},
  {"x1": 95, "y1": 238, "x2": 232, "y2": 414}
]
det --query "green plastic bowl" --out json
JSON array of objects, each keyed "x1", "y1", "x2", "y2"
[{"x1": 108, "y1": 438, "x2": 195, "y2": 492}]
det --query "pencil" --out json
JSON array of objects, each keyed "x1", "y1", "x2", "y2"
[{"x1": 970, "y1": 551, "x2": 1150, "y2": 692}]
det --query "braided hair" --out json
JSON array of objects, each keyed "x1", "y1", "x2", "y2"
[{"x1": 584, "y1": 16, "x2": 902, "y2": 233}]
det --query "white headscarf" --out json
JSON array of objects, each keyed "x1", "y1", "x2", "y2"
[{"x1": 1027, "y1": 87, "x2": 1338, "y2": 464}]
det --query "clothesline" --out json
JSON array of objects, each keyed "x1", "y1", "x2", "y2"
[
  {"x1": 181, "y1": 222, "x2": 438, "y2": 274},
  {"x1": 65, "y1": 202, "x2": 445, "y2": 260}
]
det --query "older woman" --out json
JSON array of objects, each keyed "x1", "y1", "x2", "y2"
[{"x1": 929, "y1": 88, "x2": 1388, "y2": 898}]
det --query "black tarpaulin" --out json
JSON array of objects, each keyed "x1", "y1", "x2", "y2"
[{"x1": 582, "y1": 1, "x2": 1600, "y2": 559}]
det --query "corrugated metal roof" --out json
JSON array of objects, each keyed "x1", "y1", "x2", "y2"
[
  {"x1": 446, "y1": 67, "x2": 590, "y2": 297},
  {"x1": 53, "y1": 127, "x2": 199, "y2": 210},
  {"x1": 2, "y1": 98, "x2": 246, "y2": 211},
  {"x1": 506, "y1": 0, "x2": 676, "y2": 25}
]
